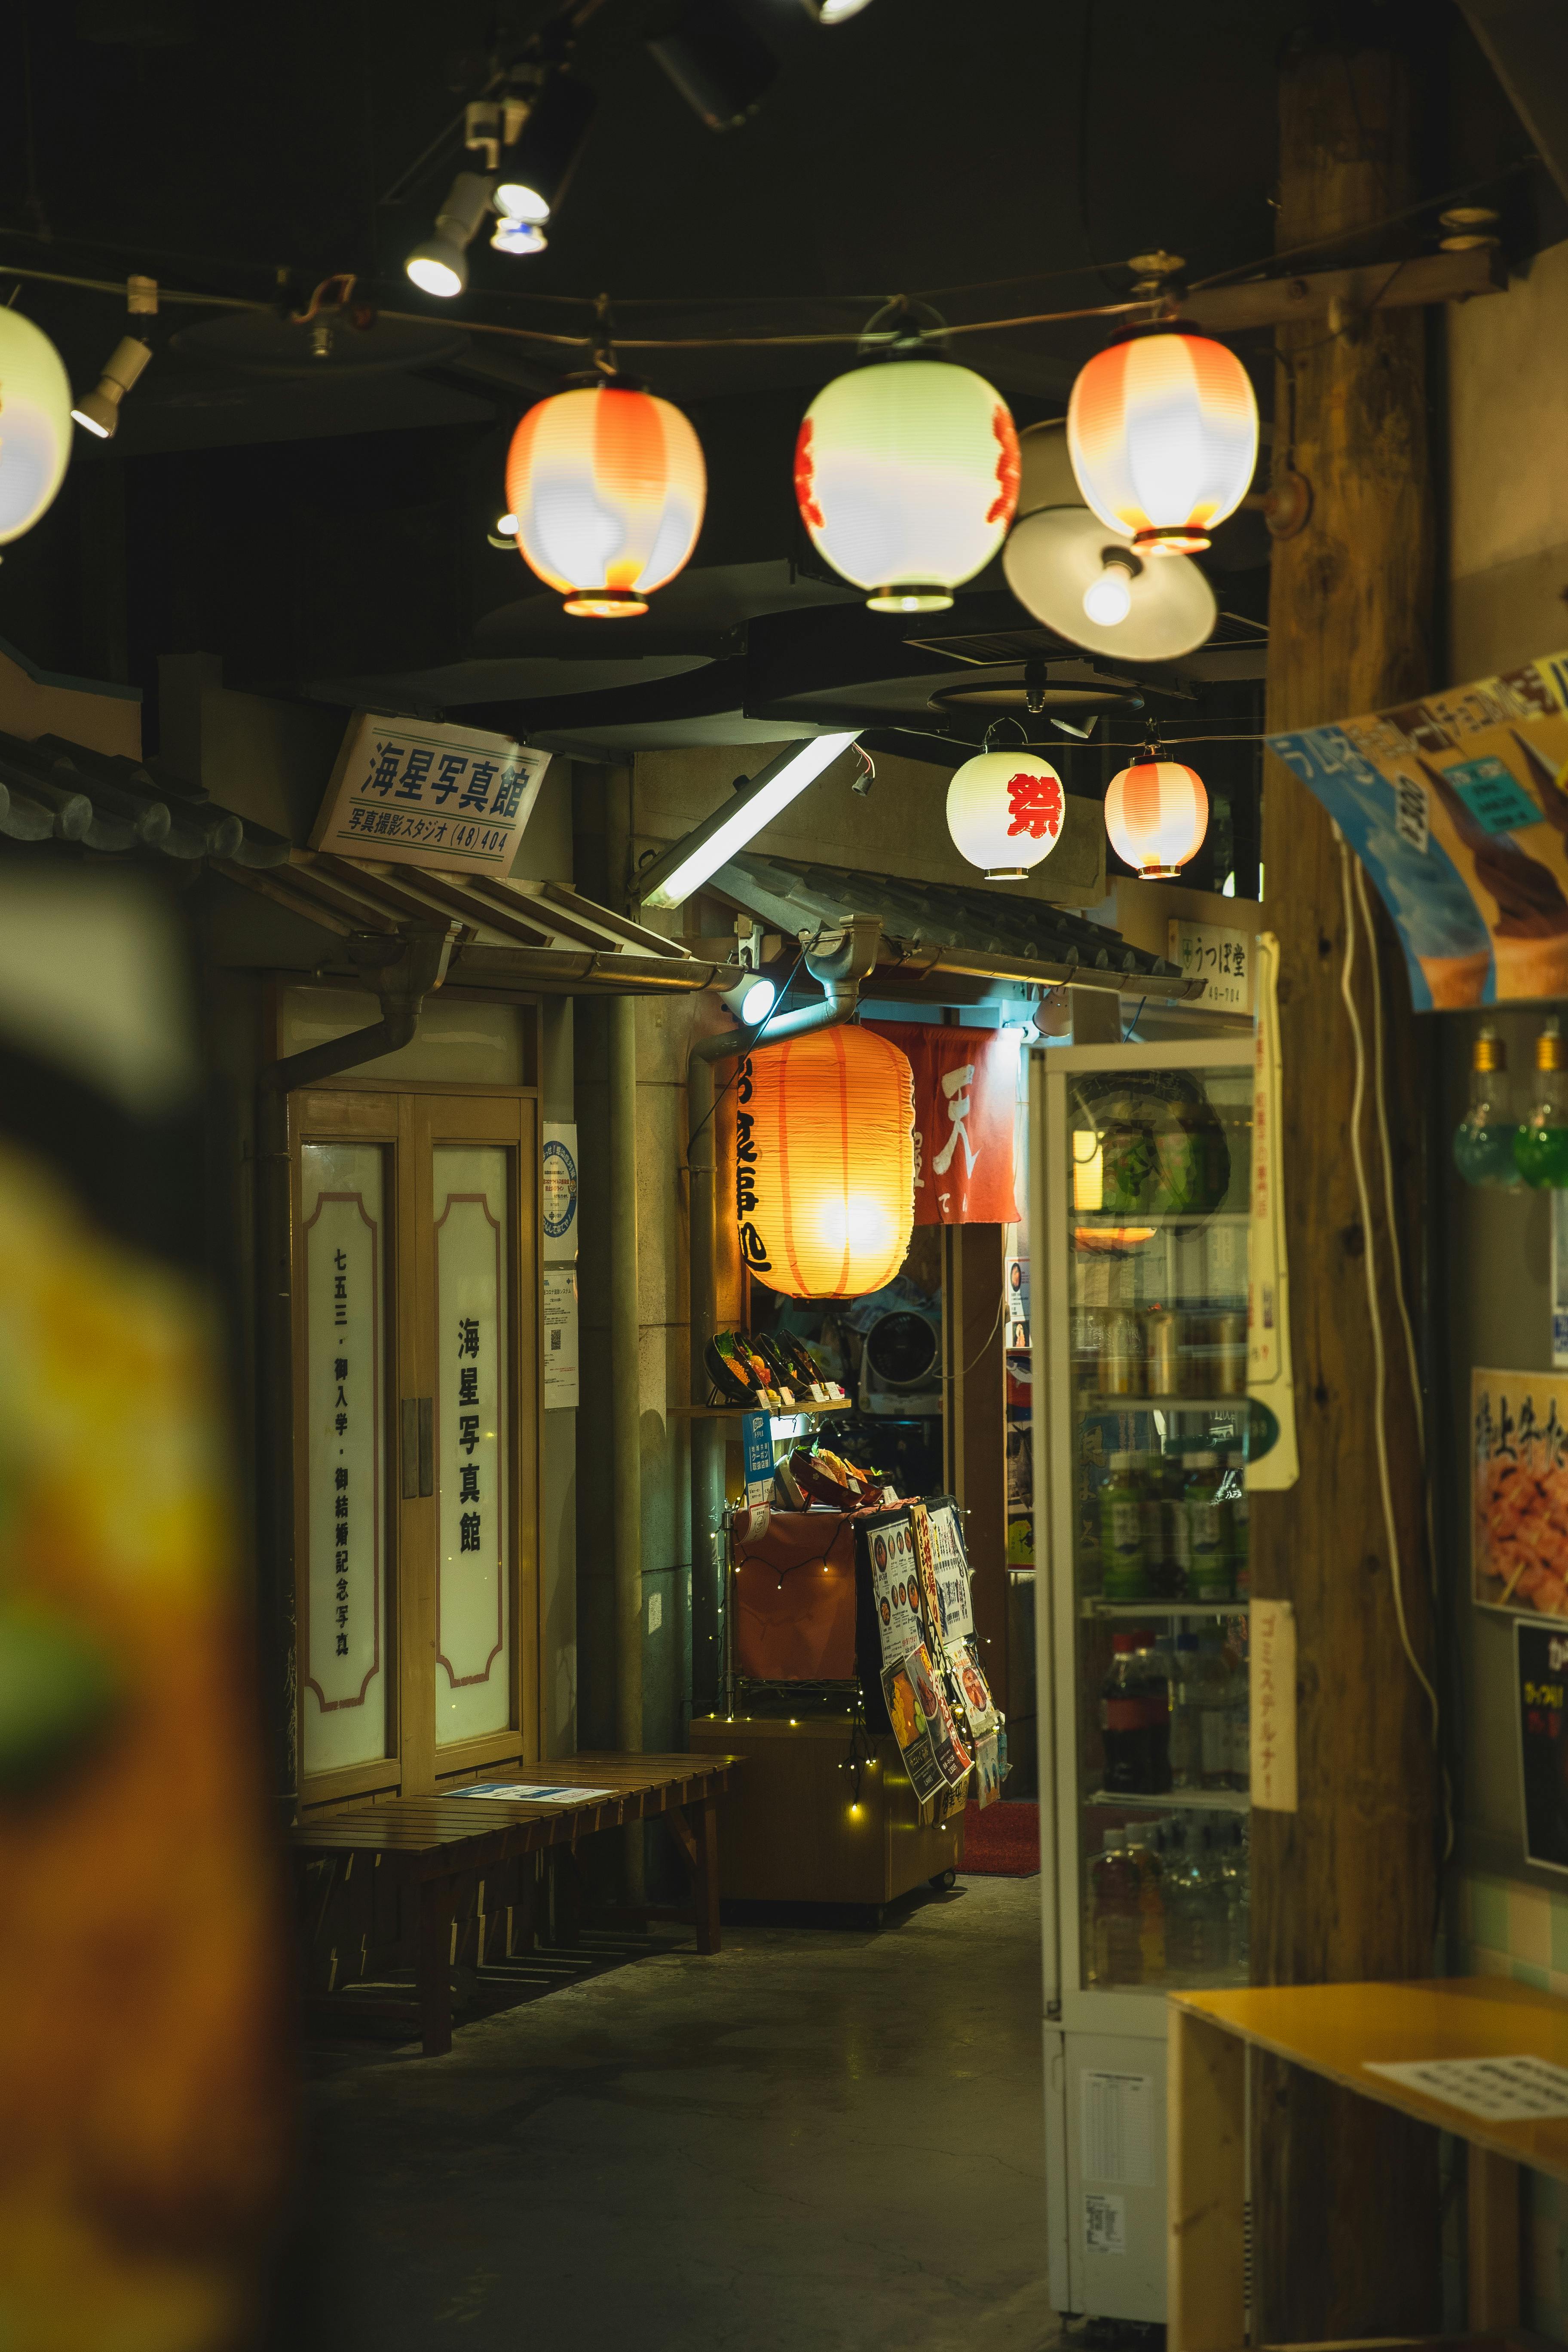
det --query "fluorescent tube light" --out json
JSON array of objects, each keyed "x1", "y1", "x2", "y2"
[{"x1": 637, "y1": 733, "x2": 859, "y2": 910}]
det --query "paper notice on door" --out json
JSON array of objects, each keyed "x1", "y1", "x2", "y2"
[
  {"x1": 1083, "y1": 2191, "x2": 1127, "y2": 2256},
  {"x1": 543, "y1": 1265, "x2": 579, "y2": 1408},
  {"x1": 1081, "y1": 2070, "x2": 1155, "y2": 2186},
  {"x1": 1363, "y1": 2054, "x2": 1568, "y2": 2121}
]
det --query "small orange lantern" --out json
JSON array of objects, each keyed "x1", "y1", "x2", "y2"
[
  {"x1": 1104, "y1": 756, "x2": 1209, "y2": 880},
  {"x1": 735, "y1": 1026, "x2": 915, "y2": 1299},
  {"x1": 1067, "y1": 330, "x2": 1257, "y2": 555}
]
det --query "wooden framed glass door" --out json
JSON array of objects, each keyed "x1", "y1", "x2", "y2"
[{"x1": 291, "y1": 1087, "x2": 539, "y2": 1804}]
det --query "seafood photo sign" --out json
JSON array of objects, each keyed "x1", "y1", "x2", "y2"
[
  {"x1": 1473, "y1": 1368, "x2": 1568, "y2": 1617},
  {"x1": 1268, "y1": 650, "x2": 1568, "y2": 1010}
]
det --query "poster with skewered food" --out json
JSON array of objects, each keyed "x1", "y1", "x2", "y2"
[{"x1": 1473, "y1": 1368, "x2": 1568, "y2": 1616}]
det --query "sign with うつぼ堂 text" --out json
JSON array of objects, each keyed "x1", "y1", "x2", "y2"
[
  {"x1": 310, "y1": 712, "x2": 551, "y2": 876},
  {"x1": 1167, "y1": 917, "x2": 1255, "y2": 1014}
]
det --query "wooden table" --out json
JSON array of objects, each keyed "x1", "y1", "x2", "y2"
[
  {"x1": 289, "y1": 1752, "x2": 739, "y2": 2055},
  {"x1": 1170, "y1": 1978, "x2": 1568, "y2": 2352}
]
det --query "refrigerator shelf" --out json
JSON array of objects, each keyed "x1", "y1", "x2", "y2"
[
  {"x1": 1080, "y1": 1598, "x2": 1250, "y2": 1618},
  {"x1": 1072, "y1": 1209, "x2": 1250, "y2": 1228},
  {"x1": 1072, "y1": 1391, "x2": 1248, "y2": 1413},
  {"x1": 1086, "y1": 1785, "x2": 1251, "y2": 1812}
]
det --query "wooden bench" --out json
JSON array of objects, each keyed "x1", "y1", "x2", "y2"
[{"x1": 288, "y1": 1752, "x2": 740, "y2": 2055}]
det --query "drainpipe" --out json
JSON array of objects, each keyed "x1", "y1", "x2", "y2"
[
  {"x1": 254, "y1": 926, "x2": 453, "y2": 1816},
  {"x1": 609, "y1": 994, "x2": 644, "y2": 1896},
  {"x1": 686, "y1": 919, "x2": 883, "y2": 1721}
]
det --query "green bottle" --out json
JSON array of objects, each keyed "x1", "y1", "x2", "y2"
[
  {"x1": 1183, "y1": 1451, "x2": 1234, "y2": 1603},
  {"x1": 1516, "y1": 1020, "x2": 1568, "y2": 1188},
  {"x1": 1100, "y1": 1452, "x2": 1148, "y2": 1601},
  {"x1": 1453, "y1": 1026, "x2": 1521, "y2": 1189}
]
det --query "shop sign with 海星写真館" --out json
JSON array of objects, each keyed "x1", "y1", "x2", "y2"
[
  {"x1": 1267, "y1": 649, "x2": 1568, "y2": 1008},
  {"x1": 310, "y1": 710, "x2": 551, "y2": 878}
]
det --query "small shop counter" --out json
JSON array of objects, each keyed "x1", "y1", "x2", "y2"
[{"x1": 690, "y1": 1712, "x2": 963, "y2": 1912}]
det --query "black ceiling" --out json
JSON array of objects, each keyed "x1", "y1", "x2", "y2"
[{"x1": 0, "y1": 0, "x2": 1553, "y2": 760}]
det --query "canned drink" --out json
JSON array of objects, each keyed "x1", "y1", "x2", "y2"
[
  {"x1": 1143, "y1": 1308, "x2": 1181, "y2": 1397},
  {"x1": 1212, "y1": 1310, "x2": 1246, "y2": 1396},
  {"x1": 1099, "y1": 1308, "x2": 1145, "y2": 1396}
]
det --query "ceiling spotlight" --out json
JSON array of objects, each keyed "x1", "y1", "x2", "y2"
[
  {"x1": 491, "y1": 219, "x2": 547, "y2": 255},
  {"x1": 722, "y1": 974, "x2": 778, "y2": 1025},
  {"x1": 405, "y1": 172, "x2": 493, "y2": 298},
  {"x1": 799, "y1": 0, "x2": 875, "y2": 17},
  {"x1": 645, "y1": 0, "x2": 778, "y2": 131},
  {"x1": 494, "y1": 72, "x2": 597, "y2": 227},
  {"x1": 71, "y1": 275, "x2": 159, "y2": 442}
]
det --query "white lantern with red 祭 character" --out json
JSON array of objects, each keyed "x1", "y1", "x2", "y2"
[
  {"x1": 1104, "y1": 756, "x2": 1209, "y2": 879},
  {"x1": 1067, "y1": 330, "x2": 1257, "y2": 555},
  {"x1": 504, "y1": 380, "x2": 706, "y2": 618},
  {"x1": 946, "y1": 749, "x2": 1067, "y2": 881},
  {"x1": 794, "y1": 355, "x2": 1020, "y2": 612}
]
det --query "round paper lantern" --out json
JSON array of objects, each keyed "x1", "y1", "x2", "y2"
[
  {"x1": 793, "y1": 356, "x2": 1019, "y2": 612},
  {"x1": 0, "y1": 309, "x2": 73, "y2": 545},
  {"x1": 735, "y1": 1025, "x2": 915, "y2": 1299},
  {"x1": 504, "y1": 382, "x2": 706, "y2": 617},
  {"x1": 1105, "y1": 758, "x2": 1209, "y2": 879},
  {"x1": 1067, "y1": 331, "x2": 1257, "y2": 554},
  {"x1": 946, "y1": 750, "x2": 1066, "y2": 880}
]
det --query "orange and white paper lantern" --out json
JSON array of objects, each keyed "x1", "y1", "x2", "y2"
[
  {"x1": 1067, "y1": 331, "x2": 1257, "y2": 555},
  {"x1": 1104, "y1": 758, "x2": 1209, "y2": 879},
  {"x1": 735, "y1": 1025, "x2": 915, "y2": 1299},
  {"x1": 946, "y1": 750, "x2": 1066, "y2": 880},
  {"x1": 793, "y1": 356, "x2": 1020, "y2": 612},
  {"x1": 504, "y1": 383, "x2": 706, "y2": 617}
]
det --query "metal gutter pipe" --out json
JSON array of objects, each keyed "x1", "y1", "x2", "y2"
[
  {"x1": 609, "y1": 994, "x2": 644, "y2": 1899},
  {"x1": 686, "y1": 919, "x2": 883, "y2": 1720},
  {"x1": 254, "y1": 926, "x2": 452, "y2": 1814}
]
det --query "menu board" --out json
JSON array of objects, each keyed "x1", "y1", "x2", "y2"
[
  {"x1": 1517, "y1": 1619, "x2": 1568, "y2": 1874},
  {"x1": 861, "y1": 1507, "x2": 969, "y2": 1800}
]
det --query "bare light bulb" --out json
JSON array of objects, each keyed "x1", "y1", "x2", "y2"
[{"x1": 1082, "y1": 564, "x2": 1133, "y2": 627}]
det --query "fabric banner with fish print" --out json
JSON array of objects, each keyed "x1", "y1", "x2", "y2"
[
  {"x1": 1268, "y1": 650, "x2": 1568, "y2": 1010},
  {"x1": 1473, "y1": 1367, "x2": 1568, "y2": 1618}
]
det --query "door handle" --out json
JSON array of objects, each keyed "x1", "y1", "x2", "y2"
[
  {"x1": 418, "y1": 1396, "x2": 434, "y2": 1497},
  {"x1": 401, "y1": 1399, "x2": 419, "y2": 1500}
]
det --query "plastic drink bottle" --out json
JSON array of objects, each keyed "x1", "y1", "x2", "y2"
[{"x1": 1099, "y1": 1453, "x2": 1147, "y2": 1600}]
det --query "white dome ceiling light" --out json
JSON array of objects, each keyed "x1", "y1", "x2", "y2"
[{"x1": 1002, "y1": 421, "x2": 1216, "y2": 662}]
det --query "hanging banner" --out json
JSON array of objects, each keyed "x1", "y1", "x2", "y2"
[
  {"x1": 866, "y1": 1022, "x2": 1020, "y2": 1225},
  {"x1": 1472, "y1": 1366, "x2": 1568, "y2": 1618},
  {"x1": 1266, "y1": 649, "x2": 1568, "y2": 1009},
  {"x1": 1247, "y1": 933, "x2": 1299, "y2": 1492},
  {"x1": 310, "y1": 710, "x2": 551, "y2": 878}
]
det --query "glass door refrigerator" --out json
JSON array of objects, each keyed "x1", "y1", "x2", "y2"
[{"x1": 1029, "y1": 1035, "x2": 1255, "y2": 2319}]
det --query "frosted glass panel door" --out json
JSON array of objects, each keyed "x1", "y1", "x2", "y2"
[
  {"x1": 434, "y1": 1145, "x2": 512, "y2": 1746},
  {"x1": 300, "y1": 1143, "x2": 389, "y2": 1775}
]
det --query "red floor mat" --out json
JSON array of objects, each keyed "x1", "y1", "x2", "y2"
[{"x1": 960, "y1": 1798, "x2": 1040, "y2": 1877}]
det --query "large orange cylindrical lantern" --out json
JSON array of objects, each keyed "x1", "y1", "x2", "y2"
[
  {"x1": 1067, "y1": 331, "x2": 1257, "y2": 554},
  {"x1": 735, "y1": 1026, "x2": 915, "y2": 1299},
  {"x1": 504, "y1": 382, "x2": 706, "y2": 617},
  {"x1": 793, "y1": 355, "x2": 1019, "y2": 612},
  {"x1": 1104, "y1": 758, "x2": 1209, "y2": 879}
]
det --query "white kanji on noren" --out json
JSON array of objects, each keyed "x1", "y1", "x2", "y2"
[{"x1": 931, "y1": 1062, "x2": 978, "y2": 1179}]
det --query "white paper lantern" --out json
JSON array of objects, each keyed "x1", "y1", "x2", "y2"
[
  {"x1": 504, "y1": 382, "x2": 706, "y2": 617},
  {"x1": 946, "y1": 750, "x2": 1066, "y2": 880},
  {"x1": 1105, "y1": 758, "x2": 1208, "y2": 878},
  {"x1": 1067, "y1": 331, "x2": 1257, "y2": 554},
  {"x1": 0, "y1": 310, "x2": 73, "y2": 545},
  {"x1": 794, "y1": 356, "x2": 1019, "y2": 612}
]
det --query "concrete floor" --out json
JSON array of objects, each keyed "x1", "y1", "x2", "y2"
[{"x1": 286, "y1": 1875, "x2": 1051, "y2": 2352}]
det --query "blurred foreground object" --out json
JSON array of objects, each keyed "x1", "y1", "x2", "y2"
[{"x1": 0, "y1": 870, "x2": 289, "y2": 2350}]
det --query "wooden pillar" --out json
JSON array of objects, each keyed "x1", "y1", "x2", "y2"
[{"x1": 1253, "y1": 26, "x2": 1439, "y2": 2338}]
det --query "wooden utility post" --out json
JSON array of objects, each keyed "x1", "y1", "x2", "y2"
[{"x1": 1253, "y1": 26, "x2": 1440, "y2": 2337}]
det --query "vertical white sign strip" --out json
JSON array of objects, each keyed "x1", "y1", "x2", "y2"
[
  {"x1": 1250, "y1": 1596, "x2": 1299, "y2": 1811},
  {"x1": 435, "y1": 1148, "x2": 511, "y2": 1745}
]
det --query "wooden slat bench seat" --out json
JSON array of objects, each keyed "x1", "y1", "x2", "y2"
[{"x1": 288, "y1": 1752, "x2": 741, "y2": 2054}]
